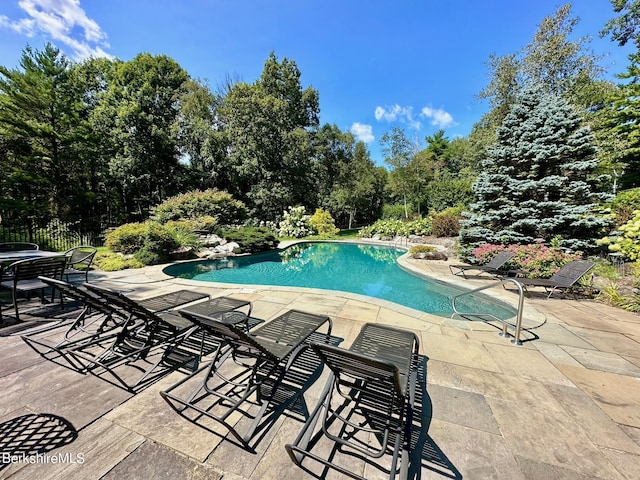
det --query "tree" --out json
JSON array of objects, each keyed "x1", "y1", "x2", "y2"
[
  {"x1": 600, "y1": 0, "x2": 640, "y2": 188},
  {"x1": 221, "y1": 52, "x2": 320, "y2": 220},
  {"x1": 380, "y1": 127, "x2": 416, "y2": 219},
  {"x1": 328, "y1": 141, "x2": 382, "y2": 228},
  {"x1": 0, "y1": 43, "x2": 80, "y2": 220},
  {"x1": 97, "y1": 53, "x2": 190, "y2": 221},
  {"x1": 476, "y1": 4, "x2": 606, "y2": 151},
  {"x1": 460, "y1": 84, "x2": 611, "y2": 254}
]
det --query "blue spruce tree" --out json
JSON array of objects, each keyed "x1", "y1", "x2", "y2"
[{"x1": 460, "y1": 84, "x2": 610, "y2": 254}]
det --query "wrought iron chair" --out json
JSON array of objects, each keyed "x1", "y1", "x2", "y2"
[
  {"x1": 0, "y1": 256, "x2": 67, "y2": 321},
  {"x1": 63, "y1": 246, "x2": 97, "y2": 283}
]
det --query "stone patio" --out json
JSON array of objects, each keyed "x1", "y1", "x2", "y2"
[{"x1": 1, "y1": 250, "x2": 639, "y2": 479}]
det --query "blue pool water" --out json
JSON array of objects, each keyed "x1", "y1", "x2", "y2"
[{"x1": 163, "y1": 242, "x2": 516, "y2": 318}]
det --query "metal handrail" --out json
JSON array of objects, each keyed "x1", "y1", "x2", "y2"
[{"x1": 450, "y1": 278, "x2": 525, "y2": 345}]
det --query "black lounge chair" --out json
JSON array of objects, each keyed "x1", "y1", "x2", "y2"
[
  {"x1": 21, "y1": 277, "x2": 129, "y2": 368},
  {"x1": 53, "y1": 283, "x2": 212, "y2": 390},
  {"x1": 161, "y1": 308, "x2": 332, "y2": 449},
  {"x1": 286, "y1": 323, "x2": 420, "y2": 480},
  {"x1": 514, "y1": 259, "x2": 595, "y2": 299},
  {"x1": 449, "y1": 250, "x2": 515, "y2": 279}
]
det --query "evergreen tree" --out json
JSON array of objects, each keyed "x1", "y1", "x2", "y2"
[{"x1": 460, "y1": 84, "x2": 611, "y2": 254}]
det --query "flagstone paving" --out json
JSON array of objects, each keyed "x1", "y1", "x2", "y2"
[{"x1": 1, "y1": 249, "x2": 639, "y2": 479}]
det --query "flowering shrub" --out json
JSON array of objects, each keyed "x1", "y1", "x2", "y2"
[
  {"x1": 279, "y1": 206, "x2": 313, "y2": 238},
  {"x1": 358, "y1": 218, "x2": 432, "y2": 238},
  {"x1": 471, "y1": 243, "x2": 582, "y2": 278}
]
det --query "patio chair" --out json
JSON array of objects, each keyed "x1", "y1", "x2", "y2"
[
  {"x1": 286, "y1": 323, "x2": 420, "y2": 480},
  {"x1": 21, "y1": 277, "x2": 130, "y2": 368},
  {"x1": 0, "y1": 256, "x2": 67, "y2": 321},
  {"x1": 449, "y1": 250, "x2": 515, "y2": 279},
  {"x1": 63, "y1": 246, "x2": 97, "y2": 283},
  {"x1": 161, "y1": 308, "x2": 332, "y2": 448},
  {"x1": 0, "y1": 242, "x2": 39, "y2": 252},
  {"x1": 59, "y1": 283, "x2": 207, "y2": 390},
  {"x1": 514, "y1": 259, "x2": 596, "y2": 299}
]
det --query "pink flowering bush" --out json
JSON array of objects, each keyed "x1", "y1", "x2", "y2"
[{"x1": 471, "y1": 243, "x2": 582, "y2": 278}]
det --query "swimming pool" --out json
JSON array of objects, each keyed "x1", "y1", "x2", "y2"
[{"x1": 163, "y1": 242, "x2": 516, "y2": 319}]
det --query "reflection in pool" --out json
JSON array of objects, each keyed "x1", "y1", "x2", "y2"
[{"x1": 163, "y1": 242, "x2": 516, "y2": 319}]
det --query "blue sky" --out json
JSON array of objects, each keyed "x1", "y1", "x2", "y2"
[{"x1": 0, "y1": 0, "x2": 635, "y2": 162}]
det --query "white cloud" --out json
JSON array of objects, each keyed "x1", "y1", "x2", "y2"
[
  {"x1": 421, "y1": 106, "x2": 455, "y2": 128},
  {"x1": 374, "y1": 104, "x2": 421, "y2": 130},
  {"x1": 0, "y1": 0, "x2": 112, "y2": 60},
  {"x1": 350, "y1": 122, "x2": 374, "y2": 143}
]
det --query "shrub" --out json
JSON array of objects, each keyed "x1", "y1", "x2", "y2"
[
  {"x1": 598, "y1": 210, "x2": 640, "y2": 261},
  {"x1": 279, "y1": 206, "x2": 313, "y2": 238},
  {"x1": 610, "y1": 188, "x2": 640, "y2": 226},
  {"x1": 309, "y1": 208, "x2": 339, "y2": 236},
  {"x1": 151, "y1": 189, "x2": 248, "y2": 225},
  {"x1": 357, "y1": 218, "x2": 431, "y2": 238},
  {"x1": 132, "y1": 222, "x2": 180, "y2": 265},
  {"x1": 93, "y1": 250, "x2": 144, "y2": 271},
  {"x1": 222, "y1": 226, "x2": 279, "y2": 253},
  {"x1": 382, "y1": 203, "x2": 412, "y2": 220},
  {"x1": 409, "y1": 245, "x2": 437, "y2": 255},
  {"x1": 470, "y1": 242, "x2": 581, "y2": 278},
  {"x1": 105, "y1": 223, "x2": 147, "y2": 254},
  {"x1": 431, "y1": 207, "x2": 463, "y2": 237}
]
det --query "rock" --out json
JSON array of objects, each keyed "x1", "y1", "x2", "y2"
[
  {"x1": 408, "y1": 235, "x2": 429, "y2": 244},
  {"x1": 413, "y1": 251, "x2": 448, "y2": 261},
  {"x1": 215, "y1": 242, "x2": 241, "y2": 254}
]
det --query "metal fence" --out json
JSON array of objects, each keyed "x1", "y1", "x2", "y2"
[{"x1": 0, "y1": 212, "x2": 104, "y2": 252}]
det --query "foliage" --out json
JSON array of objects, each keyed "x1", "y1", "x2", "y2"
[
  {"x1": 358, "y1": 217, "x2": 432, "y2": 238},
  {"x1": 309, "y1": 208, "x2": 339, "y2": 236},
  {"x1": 132, "y1": 222, "x2": 180, "y2": 265},
  {"x1": 598, "y1": 209, "x2": 640, "y2": 260},
  {"x1": 221, "y1": 52, "x2": 320, "y2": 220},
  {"x1": 431, "y1": 207, "x2": 463, "y2": 237},
  {"x1": 93, "y1": 249, "x2": 144, "y2": 271},
  {"x1": 382, "y1": 203, "x2": 412, "y2": 220},
  {"x1": 221, "y1": 226, "x2": 279, "y2": 253},
  {"x1": 460, "y1": 84, "x2": 611, "y2": 255},
  {"x1": 424, "y1": 179, "x2": 474, "y2": 212},
  {"x1": 151, "y1": 189, "x2": 248, "y2": 225},
  {"x1": 105, "y1": 223, "x2": 148, "y2": 254},
  {"x1": 409, "y1": 245, "x2": 437, "y2": 255},
  {"x1": 471, "y1": 242, "x2": 581, "y2": 278},
  {"x1": 380, "y1": 127, "x2": 417, "y2": 219},
  {"x1": 608, "y1": 187, "x2": 640, "y2": 226},
  {"x1": 279, "y1": 206, "x2": 313, "y2": 238}
]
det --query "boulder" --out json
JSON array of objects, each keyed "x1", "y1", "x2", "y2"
[{"x1": 413, "y1": 251, "x2": 448, "y2": 261}]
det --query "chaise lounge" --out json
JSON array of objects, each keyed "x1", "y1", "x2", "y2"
[{"x1": 449, "y1": 250, "x2": 515, "y2": 279}]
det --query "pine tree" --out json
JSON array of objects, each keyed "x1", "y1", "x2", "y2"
[{"x1": 460, "y1": 84, "x2": 611, "y2": 254}]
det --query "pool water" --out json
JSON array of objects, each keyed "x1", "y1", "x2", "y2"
[{"x1": 163, "y1": 242, "x2": 516, "y2": 319}]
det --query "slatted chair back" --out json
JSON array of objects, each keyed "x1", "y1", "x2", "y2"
[
  {"x1": 484, "y1": 250, "x2": 515, "y2": 270},
  {"x1": 63, "y1": 246, "x2": 97, "y2": 282},
  {"x1": 548, "y1": 260, "x2": 595, "y2": 288},
  {"x1": 11, "y1": 257, "x2": 66, "y2": 283},
  {"x1": 179, "y1": 309, "x2": 276, "y2": 361},
  {"x1": 83, "y1": 283, "x2": 193, "y2": 334},
  {"x1": 38, "y1": 276, "x2": 120, "y2": 319}
]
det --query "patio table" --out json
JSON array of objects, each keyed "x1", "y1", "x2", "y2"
[{"x1": 0, "y1": 250, "x2": 64, "y2": 264}]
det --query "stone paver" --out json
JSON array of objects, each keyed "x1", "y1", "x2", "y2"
[{"x1": 1, "y1": 247, "x2": 639, "y2": 479}]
